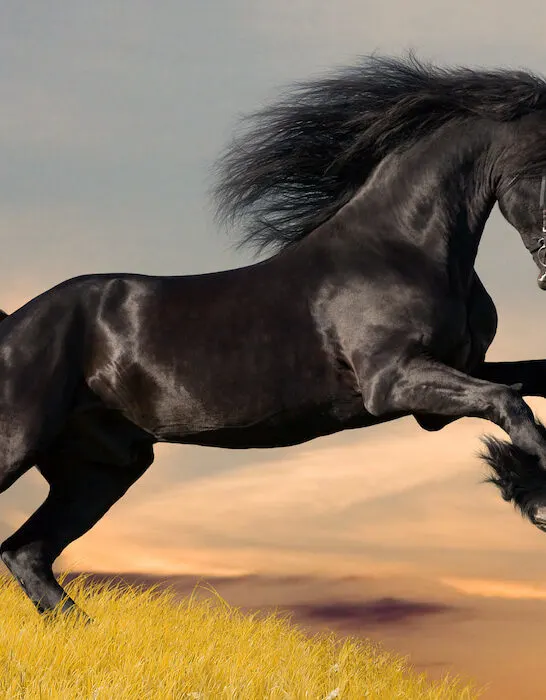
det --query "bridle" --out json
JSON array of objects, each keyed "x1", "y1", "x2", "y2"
[
  {"x1": 533, "y1": 174, "x2": 546, "y2": 287},
  {"x1": 529, "y1": 174, "x2": 546, "y2": 256},
  {"x1": 500, "y1": 173, "x2": 546, "y2": 288},
  {"x1": 502, "y1": 172, "x2": 546, "y2": 258}
]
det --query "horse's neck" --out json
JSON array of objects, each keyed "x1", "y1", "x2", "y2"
[{"x1": 314, "y1": 150, "x2": 496, "y2": 288}]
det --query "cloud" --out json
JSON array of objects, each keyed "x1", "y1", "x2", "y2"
[
  {"x1": 50, "y1": 413, "x2": 522, "y2": 577},
  {"x1": 59, "y1": 570, "x2": 463, "y2": 628},
  {"x1": 442, "y1": 577, "x2": 546, "y2": 600},
  {"x1": 291, "y1": 598, "x2": 458, "y2": 629}
]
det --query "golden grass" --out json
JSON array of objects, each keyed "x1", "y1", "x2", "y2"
[{"x1": 0, "y1": 572, "x2": 484, "y2": 699}]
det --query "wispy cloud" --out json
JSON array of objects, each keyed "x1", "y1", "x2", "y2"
[
  {"x1": 54, "y1": 410, "x2": 535, "y2": 577},
  {"x1": 442, "y1": 577, "x2": 546, "y2": 600}
]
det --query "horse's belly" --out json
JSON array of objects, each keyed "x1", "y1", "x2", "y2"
[{"x1": 154, "y1": 394, "x2": 374, "y2": 448}]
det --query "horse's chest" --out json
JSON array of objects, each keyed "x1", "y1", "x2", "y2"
[{"x1": 430, "y1": 295, "x2": 496, "y2": 372}]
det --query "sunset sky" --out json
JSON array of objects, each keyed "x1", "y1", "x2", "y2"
[{"x1": 3, "y1": 2, "x2": 546, "y2": 697}]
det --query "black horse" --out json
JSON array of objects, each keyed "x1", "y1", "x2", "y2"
[{"x1": 3, "y1": 54, "x2": 546, "y2": 620}]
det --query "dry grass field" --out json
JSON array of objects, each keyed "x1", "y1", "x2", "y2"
[{"x1": 0, "y1": 573, "x2": 484, "y2": 699}]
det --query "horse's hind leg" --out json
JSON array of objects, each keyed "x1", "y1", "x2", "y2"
[{"x1": 0, "y1": 440, "x2": 154, "y2": 619}]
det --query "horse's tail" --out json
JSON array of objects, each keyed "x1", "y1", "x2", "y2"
[{"x1": 0, "y1": 310, "x2": 8, "y2": 322}]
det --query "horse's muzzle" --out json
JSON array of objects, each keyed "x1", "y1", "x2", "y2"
[
  {"x1": 531, "y1": 505, "x2": 546, "y2": 531},
  {"x1": 538, "y1": 271, "x2": 546, "y2": 290}
]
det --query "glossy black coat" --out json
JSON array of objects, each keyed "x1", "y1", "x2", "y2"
[{"x1": 3, "y1": 55, "x2": 546, "y2": 619}]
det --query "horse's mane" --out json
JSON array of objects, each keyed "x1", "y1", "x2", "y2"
[{"x1": 213, "y1": 53, "x2": 546, "y2": 253}]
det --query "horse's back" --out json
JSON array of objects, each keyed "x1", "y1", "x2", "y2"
[{"x1": 46, "y1": 266, "x2": 366, "y2": 445}]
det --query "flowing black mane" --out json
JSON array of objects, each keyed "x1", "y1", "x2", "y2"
[{"x1": 213, "y1": 53, "x2": 546, "y2": 253}]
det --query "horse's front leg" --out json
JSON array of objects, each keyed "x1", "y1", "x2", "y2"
[
  {"x1": 474, "y1": 360, "x2": 546, "y2": 397},
  {"x1": 365, "y1": 355, "x2": 546, "y2": 530},
  {"x1": 413, "y1": 359, "x2": 546, "y2": 431}
]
